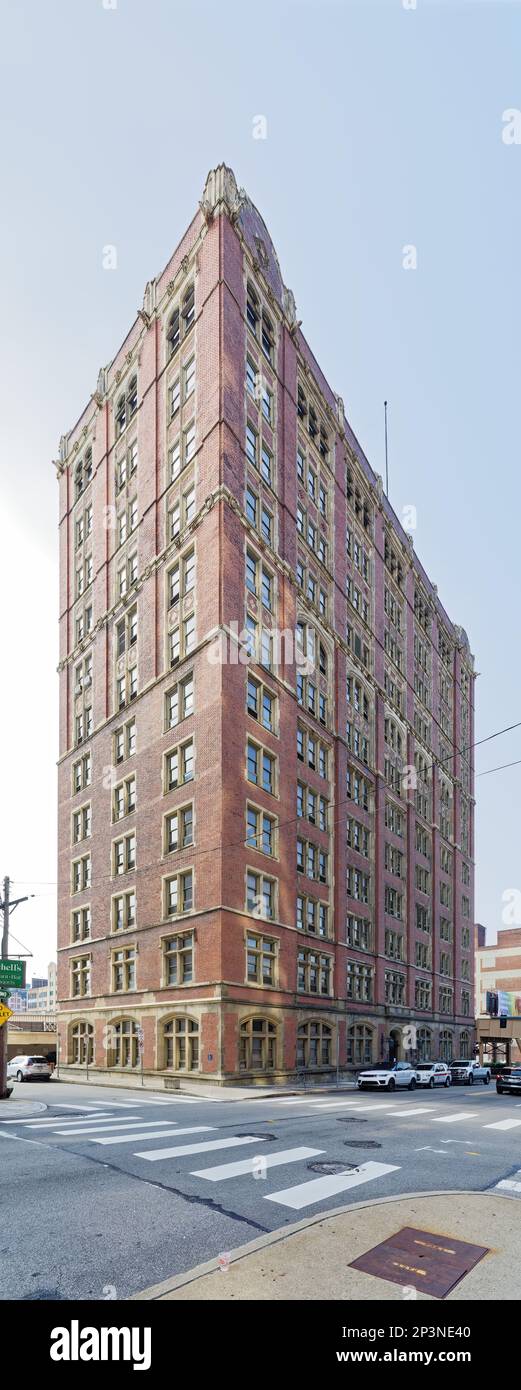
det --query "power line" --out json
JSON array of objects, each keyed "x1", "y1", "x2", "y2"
[
  {"x1": 477, "y1": 757, "x2": 521, "y2": 778},
  {"x1": 12, "y1": 709, "x2": 521, "y2": 895}
]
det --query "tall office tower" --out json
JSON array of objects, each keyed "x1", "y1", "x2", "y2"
[{"x1": 56, "y1": 165, "x2": 475, "y2": 1086}]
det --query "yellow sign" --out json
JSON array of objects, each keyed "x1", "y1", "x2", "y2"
[{"x1": 0, "y1": 1003, "x2": 13, "y2": 1028}]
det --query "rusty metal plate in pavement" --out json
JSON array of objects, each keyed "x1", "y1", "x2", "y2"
[{"x1": 349, "y1": 1226, "x2": 490, "y2": 1298}]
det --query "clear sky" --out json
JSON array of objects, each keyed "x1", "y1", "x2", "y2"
[{"x1": 1, "y1": 0, "x2": 519, "y2": 974}]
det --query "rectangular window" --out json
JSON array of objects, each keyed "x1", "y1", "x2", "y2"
[
  {"x1": 165, "y1": 870, "x2": 193, "y2": 917},
  {"x1": 246, "y1": 932, "x2": 277, "y2": 986},
  {"x1": 163, "y1": 932, "x2": 194, "y2": 985},
  {"x1": 165, "y1": 738, "x2": 194, "y2": 791},
  {"x1": 112, "y1": 890, "x2": 136, "y2": 933}
]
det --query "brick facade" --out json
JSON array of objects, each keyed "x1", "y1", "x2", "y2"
[{"x1": 55, "y1": 165, "x2": 476, "y2": 1087}]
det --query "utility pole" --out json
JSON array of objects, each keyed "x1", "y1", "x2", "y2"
[{"x1": 0, "y1": 877, "x2": 32, "y2": 1099}]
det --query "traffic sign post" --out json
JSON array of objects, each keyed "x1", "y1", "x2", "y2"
[{"x1": 137, "y1": 1027, "x2": 144, "y2": 1086}]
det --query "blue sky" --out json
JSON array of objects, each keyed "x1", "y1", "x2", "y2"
[{"x1": 1, "y1": 0, "x2": 519, "y2": 971}]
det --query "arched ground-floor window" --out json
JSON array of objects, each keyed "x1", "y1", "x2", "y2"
[
  {"x1": 346, "y1": 1023, "x2": 374, "y2": 1066},
  {"x1": 239, "y1": 1017, "x2": 276, "y2": 1071},
  {"x1": 459, "y1": 1030, "x2": 470, "y2": 1060},
  {"x1": 297, "y1": 1020, "x2": 332, "y2": 1068},
  {"x1": 70, "y1": 1021, "x2": 93, "y2": 1064},
  {"x1": 439, "y1": 1030, "x2": 453, "y2": 1063},
  {"x1": 108, "y1": 1019, "x2": 139, "y2": 1069},
  {"x1": 417, "y1": 1028, "x2": 432, "y2": 1062},
  {"x1": 163, "y1": 1017, "x2": 199, "y2": 1071}
]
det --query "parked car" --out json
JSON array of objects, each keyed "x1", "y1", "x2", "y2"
[
  {"x1": 415, "y1": 1062, "x2": 452, "y2": 1088},
  {"x1": 449, "y1": 1059, "x2": 491, "y2": 1085},
  {"x1": 496, "y1": 1066, "x2": 521, "y2": 1096},
  {"x1": 357, "y1": 1061, "x2": 417, "y2": 1092},
  {"x1": 7, "y1": 1055, "x2": 52, "y2": 1082}
]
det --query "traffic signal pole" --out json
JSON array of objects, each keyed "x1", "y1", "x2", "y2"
[
  {"x1": 0, "y1": 877, "x2": 32, "y2": 1099},
  {"x1": 0, "y1": 877, "x2": 11, "y2": 1098}
]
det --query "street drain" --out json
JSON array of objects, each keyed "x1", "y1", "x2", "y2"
[
  {"x1": 307, "y1": 1160, "x2": 358, "y2": 1175},
  {"x1": 343, "y1": 1139, "x2": 381, "y2": 1149}
]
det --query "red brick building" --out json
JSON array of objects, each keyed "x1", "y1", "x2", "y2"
[{"x1": 56, "y1": 164, "x2": 476, "y2": 1086}]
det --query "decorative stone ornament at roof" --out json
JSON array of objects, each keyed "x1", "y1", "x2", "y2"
[
  {"x1": 334, "y1": 394, "x2": 345, "y2": 431},
  {"x1": 255, "y1": 236, "x2": 269, "y2": 271},
  {"x1": 283, "y1": 285, "x2": 300, "y2": 333},
  {"x1": 200, "y1": 164, "x2": 247, "y2": 226},
  {"x1": 93, "y1": 366, "x2": 108, "y2": 408},
  {"x1": 139, "y1": 279, "x2": 157, "y2": 327},
  {"x1": 59, "y1": 433, "x2": 70, "y2": 463}
]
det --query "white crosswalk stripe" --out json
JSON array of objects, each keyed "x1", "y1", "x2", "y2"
[
  {"x1": 495, "y1": 1178, "x2": 521, "y2": 1194},
  {"x1": 51, "y1": 1102, "x2": 137, "y2": 1111},
  {"x1": 135, "y1": 1136, "x2": 268, "y2": 1162},
  {"x1": 431, "y1": 1112, "x2": 478, "y2": 1124},
  {"x1": 192, "y1": 1146, "x2": 324, "y2": 1181},
  {"x1": 264, "y1": 1160, "x2": 400, "y2": 1210},
  {"x1": 90, "y1": 1126, "x2": 214, "y2": 1146},
  {"x1": 388, "y1": 1107, "x2": 435, "y2": 1118},
  {"x1": 484, "y1": 1118, "x2": 521, "y2": 1131},
  {"x1": 22, "y1": 1114, "x2": 119, "y2": 1128},
  {"x1": 52, "y1": 1120, "x2": 177, "y2": 1136},
  {"x1": 314, "y1": 1100, "x2": 375, "y2": 1110}
]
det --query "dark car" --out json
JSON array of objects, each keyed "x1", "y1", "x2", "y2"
[{"x1": 496, "y1": 1066, "x2": 521, "y2": 1095}]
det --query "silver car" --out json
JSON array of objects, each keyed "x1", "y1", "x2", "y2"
[{"x1": 7, "y1": 1054, "x2": 52, "y2": 1082}]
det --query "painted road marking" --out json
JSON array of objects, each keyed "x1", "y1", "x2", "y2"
[
  {"x1": 431, "y1": 1112, "x2": 479, "y2": 1124},
  {"x1": 484, "y1": 1118, "x2": 521, "y2": 1131},
  {"x1": 192, "y1": 1146, "x2": 324, "y2": 1182},
  {"x1": 264, "y1": 1161, "x2": 400, "y2": 1211},
  {"x1": 21, "y1": 1114, "x2": 119, "y2": 1127},
  {"x1": 90, "y1": 1125, "x2": 214, "y2": 1146},
  {"x1": 136, "y1": 1136, "x2": 268, "y2": 1162},
  {"x1": 52, "y1": 1120, "x2": 177, "y2": 1136},
  {"x1": 388, "y1": 1107, "x2": 435, "y2": 1118}
]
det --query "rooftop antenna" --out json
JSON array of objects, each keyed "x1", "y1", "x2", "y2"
[{"x1": 384, "y1": 400, "x2": 389, "y2": 497}]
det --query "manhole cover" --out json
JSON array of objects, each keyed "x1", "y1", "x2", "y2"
[
  {"x1": 350, "y1": 1227, "x2": 490, "y2": 1298},
  {"x1": 343, "y1": 1139, "x2": 381, "y2": 1149},
  {"x1": 307, "y1": 1160, "x2": 358, "y2": 1175}
]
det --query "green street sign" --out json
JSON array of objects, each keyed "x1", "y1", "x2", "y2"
[{"x1": 0, "y1": 960, "x2": 26, "y2": 990}]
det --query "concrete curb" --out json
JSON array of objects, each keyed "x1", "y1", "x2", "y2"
[
  {"x1": 0, "y1": 1099, "x2": 47, "y2": 1117},
  {"x1": 131, "y1": 1187, "x2": 512, "y2": 1301}
]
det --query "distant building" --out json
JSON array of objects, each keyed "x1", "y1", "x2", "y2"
[
  {"x1": 475, "y1": 925, "x2": 521, "y2": 1063},
  {"x1": 11, "y1": 966, "x2": 57, "y2": 1015}
]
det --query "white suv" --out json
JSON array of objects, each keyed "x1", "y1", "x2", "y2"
[
  {"x1": 357, "y1": 1061, "x2": 417, "y2": 1092},
  {"x1": 7, "y1": 1055, "x2": 52, "y2": 1082},
  {"x1": 415, "y1": 1062, "x2": 451, "y2": 1088}
]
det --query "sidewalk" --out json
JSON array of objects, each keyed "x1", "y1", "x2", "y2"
[
  {"x1": 133, "y1": 1190, "x2": 518, "y2": 1301},
  {"x1": 178, "y1": 1080, "x2": 357, "y2": 1102},
  {"x1": 49, "y1": 1074, "x2": 357, "y2": 1102},
  {"x1": 0, "y1": 1098, "x2": 46, "y2": 1117}
]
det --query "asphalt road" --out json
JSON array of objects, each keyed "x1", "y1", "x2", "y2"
[{"x1": 1, "y1": 1078, "x2": 520, "y2": 1300}]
